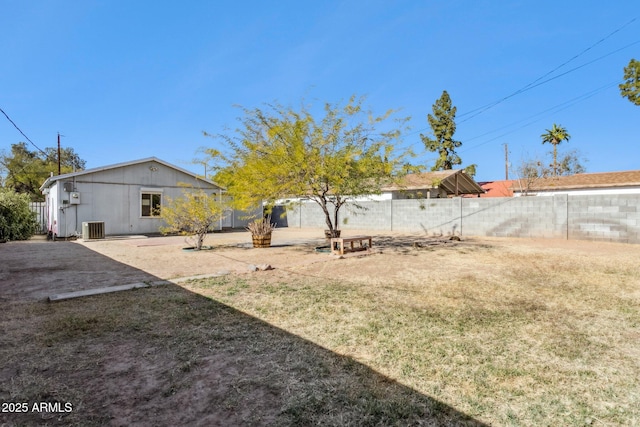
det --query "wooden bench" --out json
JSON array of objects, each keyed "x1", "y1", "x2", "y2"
[{"x1": 330, "y1": 236, "x2": 373, "y2": 255}]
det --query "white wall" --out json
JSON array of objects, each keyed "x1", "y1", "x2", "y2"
[
  {"x1": 48, "y1": 160, "x2": 226, "y2": 237},
  {"x1": 514, "y1": 188, "x2": 640, "y2": 197}
]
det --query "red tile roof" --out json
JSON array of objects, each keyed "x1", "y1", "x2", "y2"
[{"x1": 476, "y1": 180, "x2": 514, "y2": 197}]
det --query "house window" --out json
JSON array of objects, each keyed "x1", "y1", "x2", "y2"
[{"x1": 141, "y1": 192, "x2": 162, "y2": 217}]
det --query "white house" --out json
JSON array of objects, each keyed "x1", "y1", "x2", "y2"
[
  {"x1": 39, "y1": 157, "x2": 253, "y2": 239},
  {"x1": 512, "y1": 170, "x2": 640, "y2": 196}
]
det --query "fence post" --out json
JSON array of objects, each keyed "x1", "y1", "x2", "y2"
[
  {"x1": 566, "y1": 194, "x2": 569, "y2": 240},
  {"x1": 459, "y1": 197, "x2": 463, "y2": 237}
]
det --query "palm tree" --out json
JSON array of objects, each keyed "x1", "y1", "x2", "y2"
[{"x1": 541, "y1": 124, "x2": 571, "y2": 177}]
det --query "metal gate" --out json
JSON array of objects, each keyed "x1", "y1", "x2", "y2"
[{"x1": 29, "y1": 202, "x2": 47, "y2": 234}]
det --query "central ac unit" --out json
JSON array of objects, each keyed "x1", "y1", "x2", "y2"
[{"x1": 82, "y1": 221, "x2": 105, "y2": 240}]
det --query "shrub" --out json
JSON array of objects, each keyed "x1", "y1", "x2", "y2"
[
  {"x1": 159, "y1": 188, "x2": 226, "y2": 250},
  {"x1": 0, "y1": 189, "x2": 38, "y2": 242}
]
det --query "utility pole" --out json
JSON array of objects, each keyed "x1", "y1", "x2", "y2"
[
  {"x1": 57, "y1": 133, "x2": 61, "y2": 175},
  {"x1": 503, "y1": 143, "x2": 509, "y2": 180}
]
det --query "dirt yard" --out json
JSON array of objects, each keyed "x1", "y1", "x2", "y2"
[
  {"x1": 1, "y1": 229, "x2": 330, "y2": 302},
  {"x1": 2, "y1": 228, "x2": 639, "y2": 426},
  {"x1": 3, "y1": 227, "x2": 635, "y2": 302}
]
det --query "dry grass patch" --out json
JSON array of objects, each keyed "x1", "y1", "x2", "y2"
[
  {"x1": 1, "y1": 286, "x2": 477, "y2": 426},
  {"x1": 184, "y1": 240, "x2": 640, "y2": 426},
  {"x1": 3, "y1": 237, "x2": 639, "y2": 426}
]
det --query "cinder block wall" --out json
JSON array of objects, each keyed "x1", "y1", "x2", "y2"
[
  {"x1": 461, "y1": 196, "x2": 565, "y2": 239},
  {"x1": 293, "y1": 202, "x2": 327, "y2": 229},
  {"x1": 342, "y1": 201, "x2": 391, "y2": 230},
  {"x1": 283, "y1": 194, "x2": 640, "y2": 244},
  {"x1": 390, "y1": 199, "x2": 461, "y2": 234},
  {"x1": 568, "y1": 195, "x2": 639, "y2": 243}
]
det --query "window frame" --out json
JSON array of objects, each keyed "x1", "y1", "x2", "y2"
[{"x1": 140, "y1": 188, "x2": 163, "y2": 218}]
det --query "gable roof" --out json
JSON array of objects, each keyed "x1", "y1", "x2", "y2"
[
  {"x1": 382, "y1": 170, "x2": 484, "y2": 195},
  {"x1": 39, "y1": 157, "x2": 221, "y2": 191},
  {"x1": 512, "y1": 170, "x2": 640, "y2": 192}
]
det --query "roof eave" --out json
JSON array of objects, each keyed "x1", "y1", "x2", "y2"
[{"x1": 38, "y1": 157, "x2": 224, "y2": 191}]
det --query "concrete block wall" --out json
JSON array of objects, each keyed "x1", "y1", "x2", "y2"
[
  {"x1": 461, "y1": 196, "x2": 564, "y2": 239},
  {"x1": 282, "y1": 194, "x2": 640, "y2": 244},
  {"x1": 231, "y1": 205, "x2": 263, "y2": 229},
  {"x1": 390, "y1": 199, "x2": 461, "y2": 234},
  {"x1": 568, "y1": 194, "x2": 640, "y2": 243},
  {"x1": 296, "y1": 202, "x2": 328, "y2": 229},
  {"x1": 342, "y1": 201, "x2": 391, "y2": 230}
]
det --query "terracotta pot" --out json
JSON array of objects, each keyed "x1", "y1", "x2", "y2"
[{"x1": 252, "y1": 234, "x2": 272, "y2": 248}]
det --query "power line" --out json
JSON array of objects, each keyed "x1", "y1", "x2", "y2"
[
  {"x1": 458, "y1": 39, "x2": 640, "y2": 124},
  {"x1": 405, "y1": 17, "x2": 639, "y2": 143},
  {"x1": 0, "y1": 107, "x2": 47, "y2": 156},
  {"x1": 407, "y1": 78, "x2": 620, "y2": 170},
  {"x1": 408, "y1": 80, "x2": 619, "y2": 171},
  {"x1": 518, "y1": 18, "x2": 636, "y2": 92},
  {"x1": 458, "y1": 17, "x2": 638, "y2": 121},
  {"x1": 461, "y1": 80, "x2": 620, "y2": 144},
  {"x1": 458, "y1": 80, "x2": 620, "y2": 154}
]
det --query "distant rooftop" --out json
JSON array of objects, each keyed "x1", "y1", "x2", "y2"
[
  {"x1": 383, "y1": 170, "x2": 484, "y2": 195},
  {"x1": 512, "y1": 170, "x2": 640, "y2": 192}
]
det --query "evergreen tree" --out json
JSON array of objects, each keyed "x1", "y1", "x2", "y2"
[
  {"x1": 421, "y1": 91, "x2": 475, "y2": 175},
  {"x1": 619, "y1": 58, "x2": 640, "y2": 106},
  {"x1": 421, "y1": 91, "x2": 461, "y2": 170}
]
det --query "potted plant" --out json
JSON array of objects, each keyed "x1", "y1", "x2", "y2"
[{"x1": 247, "y1": 216, "x2": 276, "y2": 248}]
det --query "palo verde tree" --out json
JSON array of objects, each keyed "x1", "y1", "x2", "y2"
[
  {"x1": 0, "y1": 142, "x2": 86, "y2": 201},
  {"x1": 209, "y1": 96, "x2": 414, "y2": 237},
  {"x1": 159, "y1": 186, "x2": 226, "y2": 250},
  {"x1": 540, "y1": 123, "x2": 571, "y2": 177},
  {"x1": 619, "y1": 58, "x2": 640, "y2": 106},
  {"x1": 420, "y1": 90, "x2": 476, "y2": 176}
]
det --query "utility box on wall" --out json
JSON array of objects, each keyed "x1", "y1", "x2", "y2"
[{"x1": 70, "y1": 192, "x2": 80, "y2": 204}]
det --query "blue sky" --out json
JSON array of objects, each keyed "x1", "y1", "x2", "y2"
[{"x1": 2, "y1": 1, "x2": 639, "y2": 182}]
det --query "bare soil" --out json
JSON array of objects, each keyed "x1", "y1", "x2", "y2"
[{"x1": 4, "y1": 228, "x2": 633, "y2": 303}]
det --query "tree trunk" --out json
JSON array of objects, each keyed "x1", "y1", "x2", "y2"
[
  {"x1": 314, "y1": 197, "x2": 342, "y2": 238},
  {"x1": 196, "y1": 233, "x2": 205, "y2": 250},
  {"x1": 318, "y1": 201, "x2": 335, "y2": 234}
]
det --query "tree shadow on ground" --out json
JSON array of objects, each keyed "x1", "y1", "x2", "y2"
[
  {"x1": 368, "y1": 234, "x2": 493, "y2": 254},
  {"x1": 1, "y1": 241, "x2": 487, "y2": 426}
]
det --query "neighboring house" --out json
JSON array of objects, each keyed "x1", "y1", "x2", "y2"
[
  {"x1": 39, "y1": 157, "x2": 251, "y2": 239},
  {"x1": 379, "y1": 169, "x2": 485, "y2": 199},
  {"x1": 473, "y1": 180, "x2": 515, "y2": 198},
  {"x1": 512, "y1": 170, "x2": 640, "y2": 196}
]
